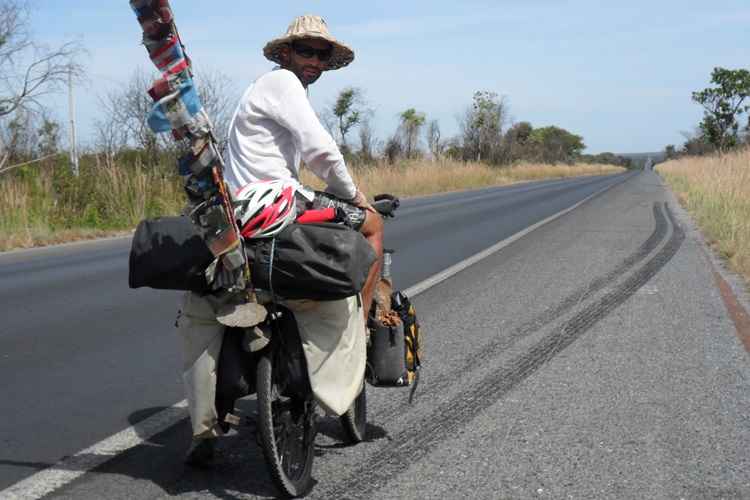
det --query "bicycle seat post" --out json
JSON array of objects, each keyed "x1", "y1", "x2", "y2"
[{"x1": 382, "y1": 249, "x2": 394, "y2": 279}]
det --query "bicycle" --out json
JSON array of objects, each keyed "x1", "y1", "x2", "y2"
[{"x1": 215, "y1": 195, "x2": 400, "y2": 497}]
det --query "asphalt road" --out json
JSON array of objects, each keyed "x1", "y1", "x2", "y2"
[{"x1": 2, "y1": 170, "x2": 748, "y2": 499}]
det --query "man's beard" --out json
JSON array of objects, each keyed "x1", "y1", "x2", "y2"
[
  {"x1": 299, "y1": 66, "x2": 321, "y2": 85},
  {"x1": 289, "y1": 60, "x2": 321, "y2": 86}
]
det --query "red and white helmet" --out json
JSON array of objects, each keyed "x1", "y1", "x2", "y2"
[{"x1": 234, "y1": 180, "x2": 297, "y2": 239}]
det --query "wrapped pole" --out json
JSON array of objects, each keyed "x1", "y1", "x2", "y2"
[{"x1": 128, "y1": 0, "x2": 249, "y2": 292}]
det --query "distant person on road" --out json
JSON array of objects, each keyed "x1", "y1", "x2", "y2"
[{"x1": 177, "y1": 14, "x2": 383, "y2": 467}]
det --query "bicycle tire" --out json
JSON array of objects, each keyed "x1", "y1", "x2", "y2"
[
  {"x1": 340, "y1": 384, "x2": 367, "y2": 443},
  {"x1": 257, "y1": 351, "x2": 315, "y2": 498}
]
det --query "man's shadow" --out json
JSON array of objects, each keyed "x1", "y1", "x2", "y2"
[
  {"x1": 61, "y1": 397, "x2": 389, "y2": 499},
  {"x1": 315, "y1": 416, "x2": 391, "y2": 456},
  {"x1": 98, "y1": 400, "x2": 278, "y2": 499}
]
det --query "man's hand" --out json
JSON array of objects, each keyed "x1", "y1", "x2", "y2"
[{"x1": 350, "y1": 190, "x2": 377, "y2": 214}]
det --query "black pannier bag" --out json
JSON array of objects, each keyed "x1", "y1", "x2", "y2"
[
  {"x1": 128, "y1": 216, "x2": 214, "y2": 293},
  {"x1": 367, "y1": 320, "x2": 408, "y2": 386},
  {"x1": 366, "y1": 291, "x2": 422, "y2": 400},
  {"x1": 247, "y1": 222, "x2": 376, "y2": 301}
]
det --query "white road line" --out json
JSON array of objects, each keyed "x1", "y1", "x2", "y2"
[
  {"x1": 1, "y1": 401, "x2": 188, "y2": 500},
  {"x1": 404, "y1": 175, "x2": 630, "y2": 297},
  {"x1": 0, "y1": 173, "x2": 630, "y2": 500}
]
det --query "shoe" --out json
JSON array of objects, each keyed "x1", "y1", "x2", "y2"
[{"x1": 184, "y1": 437, "x2": 215, "y2": 469}]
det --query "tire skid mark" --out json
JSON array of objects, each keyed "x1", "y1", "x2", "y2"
[
  {"x1": 375, "y1": 202, "x2": 667, "y2": 419},
  {"x1": 465, "y1": 203, "x2": 669, "y2": 373},
  {"x1": 323, "y1": 203, "x2": 684, "y2": 499}
]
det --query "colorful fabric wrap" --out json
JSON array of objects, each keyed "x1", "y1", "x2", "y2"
[
  {"x1": 132, "y1": 7, "x2": 204, "y2": 137},
  {"x1": 148, "y1": 35, "x2": 190, "y2": 76},
  {"x1": 147, "y1": 77, "x2": 203, "y2": 133},
  {"x1": 179, "y1": 143, "x2": 217, "y2": 176},
  {"x1": 171, "y1": 109, "x2": 212, "y2": 141},
  {"x1": 130, "y1": 0, "x2": 174, "y2": 39},
  {"x1": 148, "y1": 73, "x2": 180, "y2": 102},
  {"x1": 184, "y1": 170, "x2": 218, "y2": 201},
  {"x1": 194, "y1": 198, "x2": 241, "y2": 258},
  {"x1": 131, "y1": 0, "x2": 244, "y2": 269}
]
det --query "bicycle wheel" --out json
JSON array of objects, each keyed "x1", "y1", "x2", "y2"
[
  {"x1": 340, "y1": 384, "x2": 367, "y2": 443},
  {"x1": 257, "y1": 350, "x2": 315, "y2": 498}
]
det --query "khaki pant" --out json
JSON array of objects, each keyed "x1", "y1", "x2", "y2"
[
  {"x1": 176, "y1": 292, "x2": 228, "y2": 438},
  {"x1": 176, "y1": 292, "x2": 366, "y2": 438},
  {"x1": 288, "y1": 296, "x2": 366, "y2": 416}
]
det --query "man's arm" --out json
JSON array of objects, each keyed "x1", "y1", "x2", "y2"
[{"x1": 266, "y1": 70, "x2": 357, "y2": 200}]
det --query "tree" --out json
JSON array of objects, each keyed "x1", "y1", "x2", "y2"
[
  {"x1": 101, "y1": 68, "x2": 160, "y2": 159},
  {"x1": 195, "y1": 69, "x2": 237, "y2": 149},
  {"x1": 36, "y1": 115, "x2": 60, "y2": 156},
  {"x1": 664, "y1": 144, "x2": 677, "y2": 160},
  {"x1": 529, "y1": 126, "x2": 585, "y2": 164},
  {"x1": 0, "y1": 1, "x2": 82, "y2": 117},
  {"x1": 692, "y1": 67, "x2": 750, "y2": 152},
  {"x1": 459, "y1": 91, "x2": 508, "y2": 163},
  {"x1": 93, "y1": 114, "x2": 128, "y2": 168},
  {"x1": 504, "y1": 121, "x2": 533, "y2": 162},
  {"x1": 426, "y1": 119, "x2": 443, "y2": 160},
  {"x1": 357, "y1": 115, "x2": 376, "y2": 164},
  {"x1": 680, "y1": 128, "x2": 713, "y2": 156},
  {"x1": 398, "y1": 108, "x2": 425, "y2": 159},
  {"x1": 331, "y1": 87, "x2": 363, "y2": 155},
  {"x1": 99, "y1": 68, "x2": 235, "y2": 160},
  {"x1": 384, "y1": 134, "x2": 402, "y2": 164},
  {"x1": 0, "y1": 107, "x2": 35, "y2": 162},
  {"x1": 506, "y1": 121, "x2": 533, "y2": 144},
  {"x1": 443, "y1": 137, "x2": 463, "y2": 160},
  {"x1": 579, "y1": 151, "x2": 633, "y2": 168}
]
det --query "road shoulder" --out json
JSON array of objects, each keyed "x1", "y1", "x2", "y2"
[
  {"x1": 333, "y1": 171, "x2": 750, "y2": 499},
  {"x1": 658, "y1": 172, "x2": 750, "y2": 355}
]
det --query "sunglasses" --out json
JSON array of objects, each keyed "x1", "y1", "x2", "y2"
[{"x1": 291, "y1": 42, "x2": 333, "y2": 62}]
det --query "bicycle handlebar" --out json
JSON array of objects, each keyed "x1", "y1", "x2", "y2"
[{"x1": 371, "y1": 194, "x2": 400, "y2": 218}]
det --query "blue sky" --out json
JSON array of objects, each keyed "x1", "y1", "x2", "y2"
[{"x1": 32, "y1": 0, "x2": 750, "y2": 153}]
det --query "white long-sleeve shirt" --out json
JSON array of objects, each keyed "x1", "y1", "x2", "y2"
[{"x1": 223, "y1": 68, "x2": 357, "y2": 200}]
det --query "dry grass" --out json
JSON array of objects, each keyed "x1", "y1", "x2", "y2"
[
  {"x1": 657, "y1": 148, "x2": 750, "y2": 284},
  {"x1": 302, "y1": 159, "x2": 625, "y2": 197},
  {"x1": 0, "y1": 227, "x2": 134, "y2": 251},
  {"x1": 1, "y1": 157, "x2": 624, "y2": 252},
  {"x1": 1, "y1": 170, "x2": 57, "y2": 250},
  {"x1": 0, "y1": 156, "x2": 184, "y2": 251}
]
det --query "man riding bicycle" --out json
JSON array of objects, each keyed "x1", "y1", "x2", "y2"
[{"x1": 177, "y1": 14, "x2": 383, "y2": 467}]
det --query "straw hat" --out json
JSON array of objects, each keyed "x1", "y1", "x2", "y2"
[{"x1": 263, "y1": 15, "x2": 354, "y2": 71}]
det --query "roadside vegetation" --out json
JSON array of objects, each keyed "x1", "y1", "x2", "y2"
[
  {"x1": 657, "y1": 148, "x2": 750, "y2": 283},
  {"x1": 663, "y1": 67, "x2": 750, "y2": 159},
  {"x1": 305, "y1": 160, "x2": 623, "y2": 196},
  {"x1": 1, "y1": 155, "x2": 623, "y2": 251},
  {"x1": 0, "y1": 154, "x2": 184, "y2": 251},
  {"x1": 0, "y1": 1, "x2": 630, "y2": 252},
  {"x1": 657, "y1": 66, "x2": 750, "y2": 284},
  {"x1": 0, "y1": 76, "x2": 629, "y2": 252}
]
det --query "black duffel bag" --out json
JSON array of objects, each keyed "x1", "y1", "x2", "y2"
[
  {"x1": 248, "y1": 222, "x2": 376, "y2": 301},
  {"x1": 128, "y1": 216, "x2": 213, "y2": 293}
]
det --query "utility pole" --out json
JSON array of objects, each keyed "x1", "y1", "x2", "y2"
[{"x1": 68, "y1": 69, "x2": 79, "y2": 177}]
